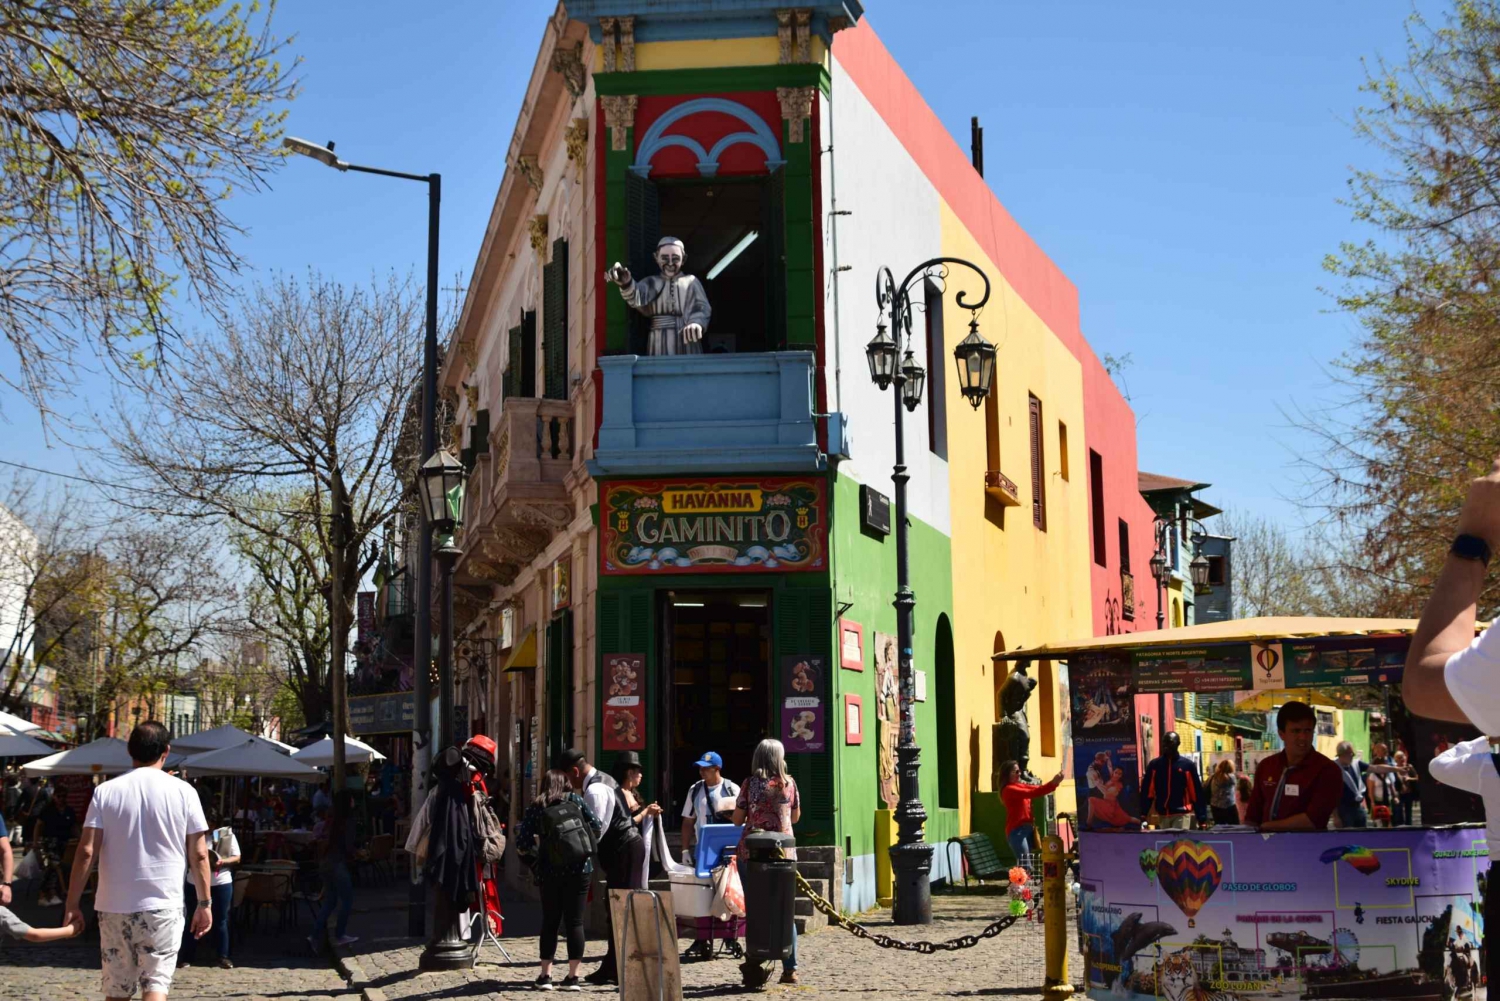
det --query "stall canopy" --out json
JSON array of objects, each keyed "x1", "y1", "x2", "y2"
[
  {"x1": 170, "y1": 723, "x2": 296, "y2": 754},
  {"x1": 0, "y1": 711, "x2": 41, "y2": 733},
  {"x1": 23, "y1": 738, "x2": 187, "y2": 776},
  {"x1": 181, "y1": 739, "x2": 325, "y2": 780},
  {"x1": 0, "y1": 728, "x2": 60, "y2": 758},
  {"x1": 993, "y1": 616, "x2": 1428, "y2": 661},
  {"x1": 502, "y1": 627, "x2": 537, "y2": 672},
  {"x1": 291, "y1": 735, "x2": 387, "y2": 766}
]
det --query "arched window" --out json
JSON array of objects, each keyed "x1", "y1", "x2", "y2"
[{"x1": 936, "y1": 616, "x2": 958, "y2": 810}]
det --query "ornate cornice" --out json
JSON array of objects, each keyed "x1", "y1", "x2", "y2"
[
  {"x1": 550, "y1": 40, "x2": 586, "y2": 100},
  {"x1": 777, "y1": 85, "x2": 815, "y2": 145},
  {"x1": 601, "y1": 94, "x2": 637, "y2": 152},
  {"x1": 777, "y1": 9, "x2": 813, "y2": 64},
  {"x1": 529, "y1": 214, "x2": 550, "y2": 258},
  {"x1": 598, "y1": 15, "x2": 635, "y2": 74},
  {"x1": 565, "y1": 118, "x2": 589, "y2": 179},
  {"x1": 515, "y1": 154, "x2": 544, "y2": 192}
]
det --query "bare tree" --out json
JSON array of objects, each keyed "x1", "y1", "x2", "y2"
[
  {"x1": 1213, "y1": 508, "x2": 1394, "y2": 619},
  {"x1": 0, "y1": 0, "x2": 298, "y2": 414},
  {"x1": 105, "y1": 272, "x2": 423, "y2": 732}
]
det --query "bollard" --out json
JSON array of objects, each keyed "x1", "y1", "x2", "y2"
[{"x1": 1041, "y1": 834, "x2": 1074, "y2": 1000}]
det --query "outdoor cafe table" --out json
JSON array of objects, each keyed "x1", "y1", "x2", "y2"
[{"x1": 995, "y1": 616, "x2": 1489, "y2": 1001}]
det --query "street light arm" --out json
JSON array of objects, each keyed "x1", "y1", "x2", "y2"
[
  {"x1": 894, "y1": 256, "x2": 992, "y2": 316},
  {"x1": 343, "y1": 162, "x2": 435, "y2": 185}
]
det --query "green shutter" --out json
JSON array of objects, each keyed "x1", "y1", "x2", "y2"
[
  {"x1": 520, "y1": 310, "x2": 538, "y2": 398},
  {"x1": 775, "y1": 583, "x2": 834, "y2": 844},
  {"x1": 543, "y1": 239, "x2": 569, "y2": 400},
  {"x1": 625, "y1": 172, "x2": 659, "y2": 355},
  {"x1": 546, "y1": 613, "x2": 572, "y2": 758},
  {"x1": 505, "y1": 324, "x2": 523, "y2": 398},
  {"x1": 595, "y1": 587, "x2": 656, "y2": 784},
  {"x1": 762, "y1": 166, "x2": 787, "y2": 350}
]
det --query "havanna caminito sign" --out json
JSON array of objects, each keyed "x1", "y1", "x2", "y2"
[{"x1": 601, "y1": 477, "x2": 827, "y2": 575}]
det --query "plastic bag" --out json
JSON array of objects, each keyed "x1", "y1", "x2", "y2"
[
  {"x1": 14, "y1": 849, "x2": 40, "y2": 881},
  {"x1": 711, "y1": 855, "x2": 746, "y2": 918}
]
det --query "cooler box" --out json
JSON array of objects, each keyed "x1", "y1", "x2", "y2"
[{"x1": 695, "y1": 823, "x2": 742, "y2": 878}]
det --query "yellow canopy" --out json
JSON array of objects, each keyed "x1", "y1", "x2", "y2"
[
  {"x1": 502, "y1": 626, "x2": 538, "y2": 672},
  {"x1": 993, "y1": 616, "x2": 1428, "y2": 661}
]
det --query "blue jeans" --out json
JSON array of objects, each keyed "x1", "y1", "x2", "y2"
[
  {"x1": 1008, "y1": 824, "x2": 1036, "y2": 863},
  {"x1": 785, "y1": 917, "x2": 798, "y2": 972},
  {"x1": 180, "y1": 881, "x2": 234, "y2": 961},
  {"x1": 314, "y1": 861, "x2": 354, "y2": 939}
]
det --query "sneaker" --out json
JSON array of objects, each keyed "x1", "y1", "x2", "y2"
[
  {"x1": 682, "y1": 940, "x2": 712, "y2": 962},
  {"x1": 335, "y1": 935, "x2": 359, "y2": 947},
  {"x1": 583, "y1": 968, "x2": 615, "y2": 985},
  {"x1": 780, "y1": 970, "x2": 800, "y2": 985},
  {"x1": 217, "y1": 957, "x2": 234, "y2": 970},
  {"x1": 559, "y1": 975, "x2": 582, "y2": 992},
  {"x1": 534, "y1": 974, "x2": 554, "y2": 991}
]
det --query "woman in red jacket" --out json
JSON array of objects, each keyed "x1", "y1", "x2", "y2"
[{"x1": 998, "y1": 761, "x2": 1063, "y2": 862}]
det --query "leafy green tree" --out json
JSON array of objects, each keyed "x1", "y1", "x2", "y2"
[
  {"x1": 1310, "y1": 0, "x2": 1500, "y2": 618},
  {"x1": 0, "y1": 0, "x2": 297, "y2": 412}
]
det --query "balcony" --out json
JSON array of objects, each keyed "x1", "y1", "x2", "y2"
[
  {"x1": 591, "y1": 351, "x2": 824, "y2": 477},
  {"x1": 455, "y1": 396, "x2": 576, "y2": 591}
]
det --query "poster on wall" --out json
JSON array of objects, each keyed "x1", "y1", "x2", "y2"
[
  {"x1": 1073, "y1": 739, "x2": 1142, "y2": 832},
  {"x1": 599, "y1": 478, "x2": 828, "y2": 574},
  {"x1": 1057, "y1": 662, "x2": 1074, "y2": 777},
  {"x1": 1133, "y1": 645, "x2": 1251, "y2": 694},
  {"x1": 1070, "y1": 652, "x2": 1135, "y2": 742},
  {"x1": 1284, "y1": 636, "x2": 1407, "y2": 688},
  {"x1": 1249, "y1": 642, "x2": 1285, "y2": 691},
  {"x1": 781, "y1": 654, "x2": 826, "y2": 752},
  {"x1": 602, "y1": 653, "x2": 646, "y2": 751},
  {"x1": 1077, "y1": 826, "x2": 1489, "y2": 1001},
  {"x1": 874, "y1": 631, "x2": 900, "y2": 809}
]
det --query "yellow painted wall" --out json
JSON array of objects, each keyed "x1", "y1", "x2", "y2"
[
  {"x1": 938, "y1": 200, "x2": 1090, "y2": 830},
  {"x1": 594, "y1": 36, "x2": 827, "y2": 73}
]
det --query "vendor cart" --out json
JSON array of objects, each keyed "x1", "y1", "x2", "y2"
[{"x1": 997, "y1": 616, "x2": 1488, "y2": 1001}]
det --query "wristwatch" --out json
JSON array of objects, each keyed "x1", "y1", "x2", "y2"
[
  {"x1": 196, "y1": 899, "x2": 211, "y2": 910},
  {"x1": 1451, "y1": 533, "x2": 1493, "y2": 567}
]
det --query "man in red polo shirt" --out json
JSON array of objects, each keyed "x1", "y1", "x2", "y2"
[{"x1": 1244, "y1": 701, "x2": 1342, "y2": 830}]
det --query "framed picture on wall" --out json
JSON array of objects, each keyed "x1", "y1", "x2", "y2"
[
  {"x1": 839, "y1": 618, "x2": 864, "y2": 671},
  {"x1": 844, "y1": 694, "x2": 863, "y2": 745}
]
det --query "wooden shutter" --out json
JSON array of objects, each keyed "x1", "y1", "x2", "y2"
[
  {"x1": 505, "y1": 323, "x2": 523, "y2": 399},
  {"x1": 625, "y1": 173, "x2": 659, "y2": 355},
  {"x1": 545, "y1": 612, "x2": 573, "y2": 759},
  {"x1": 761, "y1": 167, "x2": 787, "y2": 349},
  {"x1": 776, "y1": 584, "x2": 833, "y2": 844},
  {"x1": 925, "y1": 278, "x2": 947, "y2": 460},
  {"x1": 1029, "y1": 394, "x2": 1046, "y2": 530},
  {"x1": 1118, "y1": 519, "x2": 1131, "y2": 572},
  {"x1": 543, "y1": 238, "x2": 568, "y2": 400},
  {"x1": 1089, "y1": 450, "x2": 1105, "y2": 565},
  {"x1": 520, "y1": 310, "x2": 538, "y2": 398}
]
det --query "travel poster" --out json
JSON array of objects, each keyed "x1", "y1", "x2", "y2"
[
  {"x1": 1284, "y1": 636, "x2": 1407, "y2": 688},
  {"x1": 1071, "y1": 652, "x2": 1135, "y2": 741},
  {"x1": 602, "y1": 653, "x2": 646, "y2": 751},
  {"x1": 1133, "y1": 644, "x2": 1251, "y2": 694},
  {"x1": 1077, "y1": 825, "x2": 1489, "y2": 1001},
  {"x1": 1073, "y1": 739, "x2": 1142, "y2": 832},
  {"x1": 781, "y1": 654, "x2": 827, "y2": 752},
  {"x1": 874, "y1": 631, "x2": 899, "y2": 809}
]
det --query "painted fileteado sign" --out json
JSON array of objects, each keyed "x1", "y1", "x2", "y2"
[{"x1": 601, "y1": 478, "x2": 827, "y2": 574}]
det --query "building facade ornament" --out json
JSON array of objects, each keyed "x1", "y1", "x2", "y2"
[
  {"x1": 550, "y1": 41, "x2": 586, "y2": 99},
  {"x1": 776, "y1": 9, "x2": 813, "y2": 64},
  {"x1": 598, "y1": 15, "x2": 635, "y2": 73},
  {"x1": 619, "y1": 16, "x2": 636, "y2": 72},
  {"x1": 529, "y1": 214, "x2": 550, "y2": 258},
  {"x1": 515, "y1": 154, "x2": 544, "y2": 192},
  {"x1": 601, "y1": 94, "x2": 638, "y2": 152},
  {"x1": 464, "y1": 384, "x2": 480, "y2": 412},
  {"x1": 777, "y1": 86, "x2": 816, "y2": 145},
  {"x1": 564, "y1": 118, "x2": 590, "y2": 178}
]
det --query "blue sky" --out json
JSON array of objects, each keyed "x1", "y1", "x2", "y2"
[{"x1": 3, "y1": 1, "x2": 1426, "y2": 531}]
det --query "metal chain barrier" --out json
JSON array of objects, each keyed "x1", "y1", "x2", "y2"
[{"x1": 791, "y1": 868, "x2": 1020, "y2": 953}]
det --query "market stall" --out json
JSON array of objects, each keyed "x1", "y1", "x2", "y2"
[{"x1": 996, "y1": 617, "x2": 1488, "y2": 1001}]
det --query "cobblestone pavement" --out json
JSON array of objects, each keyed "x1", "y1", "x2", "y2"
[{"x1": 344, "y1": 889, "x2": 1084, "y2": 1000}]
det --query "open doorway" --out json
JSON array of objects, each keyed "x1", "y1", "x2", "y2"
[{"x1": 659, "y1": 589, "x2": 773, "y2": 814}]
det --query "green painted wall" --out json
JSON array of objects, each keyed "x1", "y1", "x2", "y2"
[
  {"x1": 1341, "y1": 709, "x2": 1371, "y2": 759},
  {"x1": 827, "y1": 472, "x2": 958, "y2": 864}
]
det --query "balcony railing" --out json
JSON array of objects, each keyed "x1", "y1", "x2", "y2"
[{"x1": 591, "y1": 351, "x2": 824, "y2": 477}]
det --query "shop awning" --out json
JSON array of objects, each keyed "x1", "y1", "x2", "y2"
[
  {"x1": 992, "y1": 616, "x2": 1448, "y2": 661},
  {"x1": 503, "y1": 627, "x2": 537, "y2": 672}
]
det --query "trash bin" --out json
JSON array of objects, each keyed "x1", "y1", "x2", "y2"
[{"x1": 741, "y1": 830, "x2": 796, "y2": 962}]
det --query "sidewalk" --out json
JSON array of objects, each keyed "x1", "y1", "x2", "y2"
[{"x1": 332, "y1": 878, "x2": 1081, "y2": 1000}]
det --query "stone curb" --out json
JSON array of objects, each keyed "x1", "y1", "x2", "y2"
[{"x1": 331, "y1": 943, "x2": 388, "y2": 1001}]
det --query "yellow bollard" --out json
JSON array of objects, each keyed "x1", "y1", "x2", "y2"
[{"x1": 1041, "y1": 834, "x2": 1074, "y2": 999}]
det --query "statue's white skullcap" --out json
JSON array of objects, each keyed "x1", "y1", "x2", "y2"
[{"x1": 656, "y1": 236, "x2": 685, "y2": 254}]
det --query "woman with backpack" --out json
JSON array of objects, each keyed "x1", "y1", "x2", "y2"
[{"x1": 515, "y1": 769, "x2": 603, "y2": 991}]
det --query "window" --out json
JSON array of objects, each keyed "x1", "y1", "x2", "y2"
[
  {"x1": 1089, "y1": 450, "x2": 1105, "y2": 566},
  {"x1": 1173, "y1": 692, "x2": 1185, "y2": 720},
  {"x1": 935, "y1": 616, "x2": 957, "y2": 809},
  {"x1": 1038, "y1": 660, "x2": 1056, "y2": 756},
  {"x1": 1029, "y1": 394, "x2": 1046, "y2": 530},
  {"x1": 542, "y1": 238, "x2": 569, "y2": 400},
  {"x1": 505, "y1": 310, "x2": 537, "y2": 398},
  {"x1": 1119, "y1": 518, "x2": 1134, "y2": 621},
  {"x1": 1207, "y1": 554, "x2": 1227, "y2": 587},
  {"x1": 1118, "y1": 520, "x2": 1131, "y2": 572},
  {"x1": 1058, "y1": 422, "x2": 1069, "y2": 480},
  {"x1": 925, "y1": 279, "x2": 947, "y2": 460}
]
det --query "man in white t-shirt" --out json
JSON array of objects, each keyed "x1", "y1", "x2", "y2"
[
  {"x1": 678, "y1": 751, "x2": 740, "y2": 962},
  {"x1": 1403, "y1": 453, "x2": 1500, "y2": 997},
  {"x1": 64, "y1": 722, "x2": 211, "y2": 1001}
]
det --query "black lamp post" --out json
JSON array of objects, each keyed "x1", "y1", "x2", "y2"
[
  {"x1": 1148, "y1": 514, "x2": 1210, "y2": 745},
  {"x1": 867, "y1": 259, "x2": 995, "y2": 926},
  {"x1": 282, "y1": 136, "x2": 441, "y2": 940},
  {"x1": 416, "y1": 448, "x2": 473, "y2": 970}
]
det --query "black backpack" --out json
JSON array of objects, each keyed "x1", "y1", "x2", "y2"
[{"x1": 539, "y1": 799, "x2": 596, "y2": 871}]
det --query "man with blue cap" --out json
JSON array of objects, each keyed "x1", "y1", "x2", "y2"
[{"x1": 679, "y1": 751, "x2": 740, "y2": 961}]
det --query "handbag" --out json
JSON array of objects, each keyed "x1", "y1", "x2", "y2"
[
  {"x1": 710, "y1": 855, "x2": 746, "y2": 919},
  {"x1": 14, "y1": 848, "x2": 40, "y2": 881}
]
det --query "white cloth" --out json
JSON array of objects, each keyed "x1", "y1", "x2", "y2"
[
  {"x1": 680, "y1": 778, "x2": 740, "y2": 836},
  {"x1": 1444, "y1": 621, "x2": 1500, "y2": 734},
  {"x1": 581, "y1": 768, "x2": 616, "y2": 830},
  {"x1": 84, "y1": 767, "x2": 207, "y2": 914},
  {"x1": 1429, "y1": 737, "x2": 1500, "y2": 847},
  {"x1": 208, "y1": 827, "x2": 240, "y2": 887},
  {"x1": 99, "y1": 909, "x2": 183, "y2": 998}
]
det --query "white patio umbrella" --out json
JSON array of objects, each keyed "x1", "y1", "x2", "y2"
[
  {"x1": 291, "y1": 735, "x2": 386, "y2": 767},
  {"x1": 0, "y1": 729, "x2": 57, "y2": 758},
  {"x1": 180, "y1": 739, "x2": 325, "y2": 781},
  {"x1": 23, "y1": 737, "x2": 187, "y2": 776},
  {"x1": 169, "y1": 723, "x2": 295, "y2": 754},
  {"x1": 0, "y1": 711, "x2": 41, "y2": 733}
]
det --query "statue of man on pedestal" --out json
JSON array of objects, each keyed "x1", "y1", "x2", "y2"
[{"x1": 606, "y1": 236, "x2": 711, "y2": 356}]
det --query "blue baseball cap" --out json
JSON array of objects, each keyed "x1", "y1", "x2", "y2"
[{"x1": 693, "y1": 751, "x2": 723, "y2": 769}]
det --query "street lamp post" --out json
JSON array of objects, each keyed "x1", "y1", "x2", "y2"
[
  {"x1": 417, "y1": 449, "x2": 473, "y2": 970},
  {"x1": 283, "y1": 137, "x2": 441, "y2": 939},
  {"x1": 1148, "y1": 515, "x2": 1212, "y2": 738},
  {"x1": 867, "y1": 260, "x2": 996, "y2": 926}
]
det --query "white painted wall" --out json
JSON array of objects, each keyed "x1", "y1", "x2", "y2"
[
  {"x1": 0, "y1": 505, "x2": 36, "y2": 671},
  {"x1": 823, "y1": 56, "x2": 951, "y2": 537}
]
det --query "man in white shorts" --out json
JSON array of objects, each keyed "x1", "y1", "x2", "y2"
[{"x1": 63, "y1": 722, "x2": 212, "y2": 1001}]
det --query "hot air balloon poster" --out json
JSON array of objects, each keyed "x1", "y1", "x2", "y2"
[{"x1": 1155, "y1": 839, "x2": 1222, "y2": 928}]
